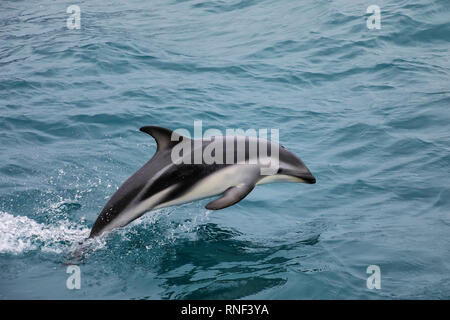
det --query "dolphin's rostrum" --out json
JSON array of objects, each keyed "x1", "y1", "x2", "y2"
[{"x1": 89, "y1": 126, "x2": 315, "y2": 238}]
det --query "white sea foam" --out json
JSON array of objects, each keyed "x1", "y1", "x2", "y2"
[
  {"x1": 0, "y1": 205, "x2": 211, "y2": 256},
  {"x1": 0, "y1": 211, "x2": 90, "y2": 254}
]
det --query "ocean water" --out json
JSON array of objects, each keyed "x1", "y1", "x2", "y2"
[{"x1": 1, "y1": 0, "x2": 449, "y2": 299}]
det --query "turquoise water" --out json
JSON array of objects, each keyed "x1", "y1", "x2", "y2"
[{"x1": 1, "y1": 0, "x2": 450, "y2": 299}]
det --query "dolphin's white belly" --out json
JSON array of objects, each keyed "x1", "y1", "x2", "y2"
[
  {"x1": 111, "y1": 164, "x2": 264, "y2": 231},
  {"x1": 155, "y1": 164, "x2": 259, "y2": 209},
  {"x1": 110, "y1": 164, "x2": 295, "y2": 231}
]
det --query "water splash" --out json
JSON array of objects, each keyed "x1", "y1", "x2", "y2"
[{"x1": 0, "y1": 211, "x2": 90, "y2": 255}]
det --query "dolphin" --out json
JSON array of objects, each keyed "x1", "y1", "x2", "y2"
[{"x1": 89, "y1": 126, "x2": 315, "y2": 238}]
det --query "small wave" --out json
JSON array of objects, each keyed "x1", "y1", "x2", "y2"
[{"x1": 0, "y1": 211, "x2": 90, "y2": 255}]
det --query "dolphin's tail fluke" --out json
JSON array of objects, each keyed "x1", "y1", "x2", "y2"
[{"x1": 62, "y1": 239, "x2": 96, "y2": 266}]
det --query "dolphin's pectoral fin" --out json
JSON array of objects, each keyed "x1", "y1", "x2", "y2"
[{"x1": 205, "y1": 184, "x2": 255, "y2": 210}]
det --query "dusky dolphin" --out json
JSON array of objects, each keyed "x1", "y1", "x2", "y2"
[{"x1": 89, "y1": 126, "x2": 315, "y2": 238}]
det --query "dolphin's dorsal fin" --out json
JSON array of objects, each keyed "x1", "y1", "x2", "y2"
[{"x1": 140, "y1": 126, "x2": 189, "y2": 152}]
